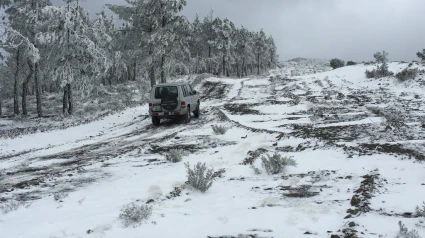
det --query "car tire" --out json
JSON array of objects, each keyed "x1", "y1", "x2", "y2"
[
  {"x1": 194, "y1": 102, "x2": 200, "y2": 118},
  {"x1": 152, "y1": 116, "x2": 160, "y2": 126},
  {"x1": 184, "y1": 107, "x2": 191, "y2": 124}
]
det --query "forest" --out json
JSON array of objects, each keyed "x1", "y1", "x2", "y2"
[{"x1": 0, "y1": 0, "x2": 278, "y2": 118}]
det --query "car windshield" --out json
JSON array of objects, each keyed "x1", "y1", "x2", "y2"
[{"x1": 154, "y1": 86, "x2": 178, "y2": 99}]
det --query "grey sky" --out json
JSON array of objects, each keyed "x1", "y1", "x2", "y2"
[{"x1": 52, "y1": 0, "x2": 425, "y2": 62}]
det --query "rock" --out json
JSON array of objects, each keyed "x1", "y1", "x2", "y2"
[
  {"x1": 304, "y1": 231, "x2": 312, "y2": 235},
  {"x1": 344, "y1": 215, "x2": 352, "y2": 219},
  {"x1": 348, "y1": 222, "x2": 356, "y2": 227},
  {"x1": 347, "y1": 208, "x2": 358, "y2": 215},
  {"x1": 403, "y1": 212, "x2": 413, "y2": 217},
  {"x1": 331, "y1": 235, "x2": 340, "y2": 238},
  {"x1": 350, "y1": 195, "x2": 361, "y2": 206}
]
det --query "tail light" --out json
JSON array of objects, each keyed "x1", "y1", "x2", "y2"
[
  {"x1": 149, "y1": 103, "x2": 152, "y2": 109},
  {"x1": 181, "y1": 101, "x2": 186, "y2": 108}
]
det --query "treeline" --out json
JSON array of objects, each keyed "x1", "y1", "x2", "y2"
[{"x1": 0, "y1": 0, "x2": 278, "y2": 117}]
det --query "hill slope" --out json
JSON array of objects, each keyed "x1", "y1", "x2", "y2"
[{"x1": 1, "y1": 62, "x2": 425, "y2": 238}]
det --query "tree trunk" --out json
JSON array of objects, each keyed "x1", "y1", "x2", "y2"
[
  {"x1": 236, "y1": 62, "x2": 240, "y2": 78},
  {"x1": 34, "y1": 62, "x2": 42, "y2": 117},
  {"x1": 14, "y1": 47, "x2": 21, "y2": 115},
  {"x1": 149, "y1": 47, "x2": 156, "y2": 88},
  {"x1": 257, "y1": 53, "x2": 260, "y2": 75},
  {"x1": 67, "y1": 83, "x2": 73, "y2": 115},
  {"x1": 22, "y1": 60, "x2": 34, "y2": 117},
  {"x1": 241, "y1": 57, "x2": 246, "y2": 77},
  {"x1": 108, "y1": 68, "x2": 112, "y2": 86},
  {"x1": 63, "y1": 85, "x2": 69, "y2": 115},
  {"x1": 222, "y1": 55, "x2": 226, "y2": 76},
  {"x1": 208, "y1": 45, "x2": 212, "y2": 74},
  {"x1": 133, "y1": 60, "x2": 137, "y2": 81},
  {"x1": 161, "y1": 55, "x2": 166, "y2": 84}
]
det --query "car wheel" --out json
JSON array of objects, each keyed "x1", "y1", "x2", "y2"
[
  {"x1": 184, "y1": 107, "x2": 191, "y2": 124},
  {"x1": 194, "y1": 103, "x2": 200, "y2": 118},
  {"x1": 152, "y1": 116, "x2": 160, "y2": 126}
]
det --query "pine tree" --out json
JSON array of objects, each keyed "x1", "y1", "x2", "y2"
[{"x1": 38, "y1": 0, "x2": 112, "y2": 115}]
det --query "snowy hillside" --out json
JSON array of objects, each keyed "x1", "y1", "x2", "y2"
[
  {"x1": 277, "y1": 58, "x2": 332, "y2": 77},
  {"x1": 2, "y1": 62, "x2": 425, "y2": 238}
]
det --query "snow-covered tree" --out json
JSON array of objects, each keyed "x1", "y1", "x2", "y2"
[
  {"x1": 37, "y1": 1, "x2": 112, "y2": 115},
  {"x1": 417, "y1": 49, "x2": 425, "y2": 62},
  {"x1": 373, "y1": 51, "x2": 389, "y2": 63},
  {"x1": 214, "y1": 18, "x2": 236, "y2": 76},
  {"x1": 254, "y1": 29, "x2": 268, "y2": 75},
  {"x1": 1, "y1": 0, "x2": 49, "y2": 116}
]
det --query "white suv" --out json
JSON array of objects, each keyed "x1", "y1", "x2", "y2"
[{"x1": 148, "y1": 83, "x2": 200, "y2": 126}]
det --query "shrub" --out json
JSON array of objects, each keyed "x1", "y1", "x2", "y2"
[
  {"x1": 365, "y1": 69, "x2": 376, "y2": 78},
  {"x1": 396, "y1": 68, "x2": 418, "y2": 82},
  {"x1": 347, "y1": 61, "x2": 357, "y2": 66},
  {"x1": 330, "y1": 58, "x2": 345, "y2": 69},
  {"x1": 365, "y1": 62, "x2": 393, "y2": 79},
  {"x1": 0, "y1": 200, "x2": 30, "y2": 214},
  {"x1": 53, "y1": 192, "x2": 69, "y2": 201},
  {"x1": 212, "y1": 125, "x2": 228, "y2": 135},
  {"x1": 165, "y1": 149, "x2": 184, "y2": 163},
  {"x1": 185, "y1": 162, "x2": 214, "y2": 193},
  {"x1": 381, "y1": 108, "x2": 405, "y2": 129},
  {"x1": 250, "y1": 165, "x2": 262, "y2": 175},
  {"x1": 396, "y1": 221, "x2": 421, "y2": 238},
  {"x1": 261, "y1": 153, "x2": 297, "y2": 175},
  {"x1": 119, "y1": 203, "x2": 153, "y2": 227},
  {"x1": 416, "y1": 202, "x2": 425, "y2": 217}
]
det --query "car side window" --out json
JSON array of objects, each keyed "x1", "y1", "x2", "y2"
[
  {"x1": 184, "y1": 85, "x2": 190, "y2": 96},
  {"x1": 181, "y1": 85, "x2": 188, "y2": 97},
  {"x1": 188, "y1": 85, "x2": 194, "y2": 95}
]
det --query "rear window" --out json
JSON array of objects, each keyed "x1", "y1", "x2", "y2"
[{"x1": 154, "y1": 86, "x2": 178, "y2": 99}]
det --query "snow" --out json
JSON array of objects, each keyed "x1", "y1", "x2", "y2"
[{"x1": 2, "y1": 61, "x2": 425, "y2": 238}]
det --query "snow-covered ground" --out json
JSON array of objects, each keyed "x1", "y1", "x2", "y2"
[{"x1": 1, "y1": 62, "x2": 425, "y2": 238}]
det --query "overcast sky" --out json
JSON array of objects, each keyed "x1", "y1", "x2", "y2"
[{"x1": 52, "y1": 0, "x2": 425, "y2": 62}]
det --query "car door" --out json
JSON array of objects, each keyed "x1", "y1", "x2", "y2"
[
  {"x1": 188, "y1": 84, "x2": 198, "y2": 105},
  {"x1": 183, "y1": 84, "x2": 195, "y2": 112}
]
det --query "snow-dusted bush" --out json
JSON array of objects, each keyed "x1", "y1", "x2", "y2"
[
  {"x1": 416, "y1": 202, "x2": 425, "y2": 217},
  {"x1": 165, "y1": 149, "x2": 184, "y2": 163},
  {"x1": 119, "y1": 203, "x2": 152, "y2": 227},
  {"x1": 347, "y1": 61, "x2": 357, "y2": 66},
  {"x1": 212, "y1": 125, "x2": 228, "y2": 135},
  {"x1": 185, "y1": 162, "x2": 214, "y2": 193},
  {"x1": 53, "y1": 192, "x2": 68, "y2": 201},
  {"x1": 381, "y1": 108, "x2": 405, "y2": 129},
  {"x1": 396, "y1": 221, "x2": 421, "y2": 238},
  {"x1": 250, "y1": 165, "x2": 262, "y2": 175},
  {"x1": 330, "y1": 58, "x2": 345, "y2": 69},
  {"x1": 396, "y1": 68, "x2": 418, "y2": 82},
  {"x1": 365, "y1": 62, "x2": 393, "y2": 79},
  {"x1": 261, "y1": 153, "x2": 297, "y2": 175},
  {"x1": 0, "y1": 200, "x2": 31, "y2": 214}
]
